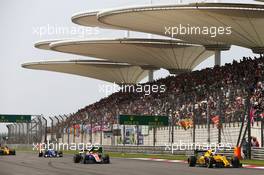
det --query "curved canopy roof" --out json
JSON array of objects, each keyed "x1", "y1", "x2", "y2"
[
  {"x1": 96, "y1": 3, "x2": 264, "y2": 53},
  {"x1": 22, "y1": 60, "x2": 148, "y2": 84},
  {"x1": 34, "y1": 40, "x2": 61, "y2": 50},
  {"x1": 72, "y1": 10, "x2": 121, "y2": 30},
  {"x1": 48, "y1": 38, "x2": 213, "y2": 73}
]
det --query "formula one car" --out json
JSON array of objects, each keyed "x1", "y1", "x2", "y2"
[
  {"x1": 73, "y1": 145, "x2": 110, "y2": 164},
  {"x1": 39, "y1": 148, "x2": 63, "y2": 158},
  {"x1": 188, "y1": 149, "x2": 242, "y2": 168},
  {"x1": 0, "y1": 146, "x2": 16, "y2": 155}
]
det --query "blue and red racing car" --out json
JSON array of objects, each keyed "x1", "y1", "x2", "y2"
[{"x1": 73, "y1": 145, "x2": 110, "y2": 164}]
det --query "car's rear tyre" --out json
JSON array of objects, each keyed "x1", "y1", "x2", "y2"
[
  {"x1": 39, "y1": 152, "x2": 43, "y2": 157},
  {"x1": 102, "y1": 154, "x2": 110, "y2": 164},
  {"x1": 11, "y1": 150, "x2": 16, "y2": 155},
  {"x1": 44, "y1": 151, "x2": 48, "y2": 158},
  {"x1": 206, "y1": 158, "x2": 214, "y2": 168},
  {"x1": 215, "y1": 162, "x2": 224, "y2": 168},
  {"x1": 232, "y1": 157, "x2": 241, "y2": 168},
  {"x1": 188, "y1": 156, "x2": 196, "y2": 167},
  {"x1": 58, "y1": 151, "x2": 63, "y2": 157},
  {"x1": 73, "y1": 154, "x2": 82, "y2": 163}
]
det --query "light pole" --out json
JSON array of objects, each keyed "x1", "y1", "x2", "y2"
[
  {"x1": 55, "y1": 116, "x2": 60, "y2": 142},
  {"x1": 59, "y1": 115, "x2": 65, "y2": 143},
  {"x1": 42, "y1": 116, "x2": 47, "y2": 143},
  {"x1": 207, "y1": 100, "x2": 210, "y2": 144},
  {"x1": 49, "y1": 117, "x2": 54, "y2": 142}
]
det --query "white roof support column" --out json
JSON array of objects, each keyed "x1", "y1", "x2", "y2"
[
  {"x1": 148, "y1": 69, "x2": 154, "y2": 82},
  {"x1": 205, "y1": 45, "x2": 231, "y2": 67},
  {"x1": 214, "y1": 50, "x2": 221, "y2": 66},
  {"x1": 141, "y1": 65, "x2": 157, "y2": 82}
]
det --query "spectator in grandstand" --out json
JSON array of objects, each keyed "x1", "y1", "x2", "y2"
[{"x1": 251, "y1": 137, "x2": 260, "y2": 148}]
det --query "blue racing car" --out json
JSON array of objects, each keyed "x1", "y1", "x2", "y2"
[{"x1": 39, "y1": 149, "x2": 63, "y2": 158}]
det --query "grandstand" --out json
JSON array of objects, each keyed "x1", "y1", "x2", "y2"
[{"x1": 56, "y1": 56, "x2": 264, "y2": 147}]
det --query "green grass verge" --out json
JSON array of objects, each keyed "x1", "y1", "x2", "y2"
[
  {"x1": 241, "y1": 159, "x2": 264, "y2": 166},
  {"x1": 13, "y1": 147, "x2": 34, "y2": 152},
  {"x1": 107, "y1": 152, "x2": 187, "y2": 160}
]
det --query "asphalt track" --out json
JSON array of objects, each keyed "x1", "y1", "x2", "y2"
[{"x1": 0, "y1": 153, "x2": 263, "y2": 175}]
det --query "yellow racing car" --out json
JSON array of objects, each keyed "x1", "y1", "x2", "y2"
[
  {"x1": 188, "y1": 149, "x2": 241, "y2": 168},
  {"x1": 0, "y1": 146, "x2": 16, "y2": 155}
]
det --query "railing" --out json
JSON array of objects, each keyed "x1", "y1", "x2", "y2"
[
  {"x1": 104, "y1": 146, "x2": 264, "y2": 160},
  {"x1": 252, "y1": 148, "x2": 264, "y2": 160},
  {"x1": 104, "y1": 145, "x2": 182, "y2": 155},
  {"x1": 104, "y1": 145, "x2": 234, "y2": 156}
]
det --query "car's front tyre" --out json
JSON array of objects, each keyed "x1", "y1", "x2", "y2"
[{"x1": 188, "y1": 156, "x2": 196, "y2": 167}]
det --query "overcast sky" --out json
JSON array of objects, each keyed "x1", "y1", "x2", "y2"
[{"x1": 0, "y1": 0, "x2": 261, "y2": 133}]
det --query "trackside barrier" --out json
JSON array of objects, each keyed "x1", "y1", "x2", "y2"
[
  {"x1": 252, "y1": 148, "x2": 264, "y2": 160},
  {"x1": 104, "y1": 146, "x2": 264, "y2": 160},
  {"x1": 104, "y1": 146, "x2": 185, "y2": 155},
  {"x1": 103, "y1": 146, "x2": 235, "y2": 156}
]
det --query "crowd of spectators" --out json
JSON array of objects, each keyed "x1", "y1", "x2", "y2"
[{"x1": 64, "y1": 56, "x2": 264, "y2": 129}]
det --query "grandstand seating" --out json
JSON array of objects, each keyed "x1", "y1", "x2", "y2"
[{"x1": 60, "y1": 56, "x2": 264, "y2": 146}]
